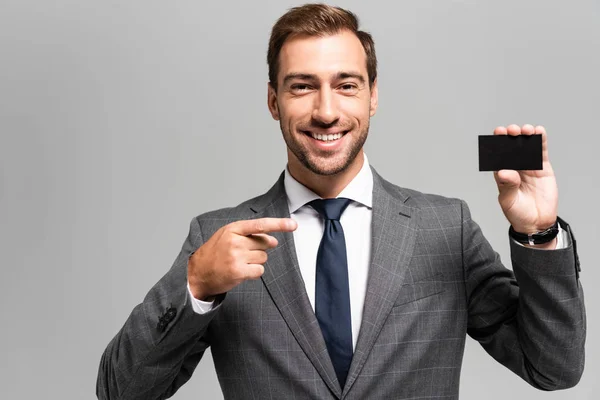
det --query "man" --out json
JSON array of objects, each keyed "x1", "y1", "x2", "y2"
[{"x1": 97, "y1": 4, "x2": 585, "y2": 399}]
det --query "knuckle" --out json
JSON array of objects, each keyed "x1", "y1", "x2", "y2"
[
  {"x1": 224, "y1": 249, "x2": 239, "y2": 265},
  {"x1": 229, "y1": 234, "x2": 241, "y2": 248},
  {"x1": 224, "y1": 233, "x2": 238, "y2": 248},
  {"x1": 253, "y1": 219, "x2": 265, "y2": 233}
]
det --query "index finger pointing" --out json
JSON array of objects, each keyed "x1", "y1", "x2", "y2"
[{"x1": 229, "y1": 218, "x2": 298, "y2": 236}]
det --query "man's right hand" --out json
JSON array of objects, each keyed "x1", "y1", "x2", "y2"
[{"x1": 187, "y1": 218, "x2": 298, "y2": 301}]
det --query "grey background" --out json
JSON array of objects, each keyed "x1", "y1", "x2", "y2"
[{"x1": 0, "y1": 0, "x2": 598, "y2": 399}]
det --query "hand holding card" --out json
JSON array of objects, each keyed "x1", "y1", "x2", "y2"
[{"x1": 486, "y1": 124, "x2": 558, "y2": 239}]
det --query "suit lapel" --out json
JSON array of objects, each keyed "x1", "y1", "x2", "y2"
[
  {"x1": 342, "y1": 168, "x2": 420, "y2": 396},
  {"x1": 251, "y1": 172, "x2": 342, "y2": 398}
]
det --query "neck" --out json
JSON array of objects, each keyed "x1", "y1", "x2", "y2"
[{"x1": 287, "y1": 151, "x2": 364, "y2": 198}]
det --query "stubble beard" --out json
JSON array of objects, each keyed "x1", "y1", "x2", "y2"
[{"x1": 280, "y1": 119, "x2": 369, "y2": 177}]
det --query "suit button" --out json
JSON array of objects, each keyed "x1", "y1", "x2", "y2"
[{"x1": 156, "y1": 307, "x2": 177, "y2": 332}]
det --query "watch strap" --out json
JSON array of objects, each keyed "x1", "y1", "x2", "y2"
[{"x1": 509, "y1": 220, "x2": 560, "y2": 245}]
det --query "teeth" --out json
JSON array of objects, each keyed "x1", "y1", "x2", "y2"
[{"x1": 310, "y1": 132, "x2": 344, "y2": 141}]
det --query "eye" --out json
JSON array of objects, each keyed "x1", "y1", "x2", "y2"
[
  {"x1": 290, "y1": 84, "x2": 312, "y2": 93},
  {"x1": 339, "y1": 83, "x2": 358, "y2": 93}
]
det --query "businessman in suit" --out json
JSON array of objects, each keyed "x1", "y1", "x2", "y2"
[{"x1": 97, "y1": 4, "x2": 585, "y2": 399}]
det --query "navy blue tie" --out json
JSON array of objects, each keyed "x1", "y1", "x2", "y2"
[{"x1": 309, "y1": 197, "x2": 353, "y2": 388}]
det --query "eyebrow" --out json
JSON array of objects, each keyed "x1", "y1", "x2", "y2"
[
  {"x1": 282, "y1": 71, "x2": 366, "y2": 86},
  {"x1": 335, "y1": 72, "x2": 366, "y2": 84}
]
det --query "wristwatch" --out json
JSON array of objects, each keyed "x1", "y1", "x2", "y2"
[{"x1": 509, "y1": 220, "x2": 560, "y2": 245}]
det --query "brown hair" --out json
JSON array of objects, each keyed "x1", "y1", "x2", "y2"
[{"x1": 267, "y1": 3, "x2": 377, "y2": 91}]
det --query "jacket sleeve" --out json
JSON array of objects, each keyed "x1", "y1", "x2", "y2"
[
  {"x1": 96, "y1": 216, "x2": 221, "y2": 400},
  {"x1": 461, "y1": 200, "x2": 586, "y2": 390}
]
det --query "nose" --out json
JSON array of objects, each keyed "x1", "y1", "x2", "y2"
[{"x1": 312, "y1": 86, "x2": 340, "y2": 125}]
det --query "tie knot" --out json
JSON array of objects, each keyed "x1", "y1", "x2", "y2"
[{"x1": 308, "y1": 198, "x2": 352, "y2": 221}]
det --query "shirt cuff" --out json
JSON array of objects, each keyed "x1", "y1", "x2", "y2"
[
  {"x1": 187, "y1": 281, "x2": 216, "y2": 314},
  {"x1": 511, "y1": 222, "x2": 570, "y2": 249}
]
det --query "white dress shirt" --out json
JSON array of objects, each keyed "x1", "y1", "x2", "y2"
[
  {"x1": 283, "y1": 154, "x2": 373, "y2": 350},
  {"x1": 187, "y1": 154, "x2": 567, "y2": 350}
]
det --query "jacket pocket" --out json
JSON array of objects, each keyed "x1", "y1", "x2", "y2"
[{"x1": 392, "y1": 273, "x2": 446, "y2": 308}]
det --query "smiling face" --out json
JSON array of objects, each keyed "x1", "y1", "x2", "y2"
[{"x1": 267, "y1": 30, "x2": 378, "y2": 177}]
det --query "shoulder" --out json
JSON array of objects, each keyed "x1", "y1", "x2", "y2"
[
  {"x1": 379, "y1": 176, "x2": 469, "y2": 225},
  {"x1": 380, "y1": 174, "x2": 465, "y2": 209},
  {"x1": 406, "y1": 187, "x2": 463, "y2": 209},
  {"x1": 372, "y1": 166, "x2": 466, "y2": 211}
]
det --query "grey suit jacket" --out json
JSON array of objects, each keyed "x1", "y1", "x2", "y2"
[{"x1": 97, "y1": 167, "x2": 586, "y2": 399}]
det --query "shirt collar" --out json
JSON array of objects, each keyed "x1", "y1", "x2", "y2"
[{"x1": 284, "y1": 153, "x2": 373, "y2": 214}]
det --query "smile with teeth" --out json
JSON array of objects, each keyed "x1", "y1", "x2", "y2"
[{"x1": 306, "y1": 131, "x2": 346, "y2": 141}]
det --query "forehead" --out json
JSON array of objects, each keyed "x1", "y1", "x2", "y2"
[{"x1": 278, "y1": 30, "x2": 368, "y2": 81}]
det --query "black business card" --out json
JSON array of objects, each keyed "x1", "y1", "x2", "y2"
[{"x1": 478, "y1": 135, "x2": 543, "y2": 171}]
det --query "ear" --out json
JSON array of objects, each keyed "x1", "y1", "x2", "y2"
[
  {"x1": 369, "y1": 78, "x2": 378, "y2": 117},
  {"x1": 267, "y1": 82, "x2": 280, "y2": 120}
]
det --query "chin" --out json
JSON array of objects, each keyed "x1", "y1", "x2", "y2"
[{"x1": 302, "y1": 153, "x2": 356, "y2": 176}]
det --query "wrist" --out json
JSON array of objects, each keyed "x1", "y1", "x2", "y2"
[
  {"x1": 187, "y1": 256, "x2": 213, "y2": 301},
  {"x1": 189, "y1": 282, "x2": 213, "y2": 302},
  {"x1": 511, "y1": 223, "x2": 555, "y2": 234},
  {"x1": 509, "y1": 219, "x2": 559, "y2": 246}
]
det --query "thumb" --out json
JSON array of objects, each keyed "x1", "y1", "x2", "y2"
[
  {"x1": 494, "y1": 170, "x2": 521, "y2": 208},
  {"x1": 494, "y1": 169, "x2": 521, "y2": 190}
]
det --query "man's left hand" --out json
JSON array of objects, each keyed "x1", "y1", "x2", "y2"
[{"x1": 493, "y1": 124, "x2": 558, "y2": 236}]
